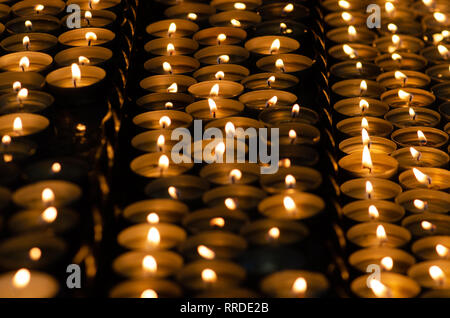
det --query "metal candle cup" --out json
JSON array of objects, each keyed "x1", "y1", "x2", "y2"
[
  {"x1": 203, "y1": 185, "x2": 266, "y2": 210},
  {"x1": 122, "y1": 199, "x2": 188, "y2": 224},
  {"x1": 144, "y1": 38, "x2": 198, "y2": 56},
  {"x1": 146, "y1": 19, "x2": 199, "y2": 38},
  {"x1": 334, "y1": 97, "x2": 389, "y2": 117},
  {"x1": 194, "y1": 45, "x2": 249, "y2": 65},
  {"x1": 342, "y1": 199, "x2": 405, "y2": 223},
  {"x1": 373, "y1": 35, "x2": 424, "y2": 54},
  {"x1": 391, "y1": 127, "x2": 448, "y2": 148},
  {"x1": 0, "y1": 270, "x2": 59, "y2": 298},
  {"x1": 408, "y1": 260, "x2": 450, "y2": 289},
  {"x1": 340, "y1": 178, "x2": 402, "y2": 200},
  {"x1": 347, "y1": 222, "x2": 411, "y2": 248},
  {"x1": 110, "y1": 279, "x2": 182, "y2": 298},
  {"x1": 183, "y1": 208, "x2": 249, "y2": 234},
  {"x1": 1, "y1": 33, "x2": 57, "y2": 52},
  {"x1": 193, "y1": 27, "x2": 247, "y2": 46},
  {"x1": 330, "y1": 61, "x2": 381, "y2": 80},
  {"x1": 349, "y1": 247, "x2": 415, "y2": 274},
  {"x1": 338, "y1": 151, "x2": 398, "y2": 179},
  {"x1": 240, "y1": 219, "x2": 308, "y2": 246},
  {"x1": 339, "y1": 136, "x2": 397, "y2": 155},
  {"x1": 209, "y1": 10, "x2": 261, "y2": 29},
  {"x1": 375, "y1": 52, "x2": 427, "y2": 71},
  {"x1": 398, "y1": 167, "x2": 450, "y2": 191},
  {"x1": 193, "y1": 64, "x2": 249, "y2": 82},
  {"x1": 328, "y1": 44, "x2": 378, "y2": 62},
  {"x1": 351, "y1": 272, "x2": 420, "y2": 298},
  {"x1": 145, "y1": 175, "x2": 210, "y2": 201},
  {"x1": 391, "y1": 146, "x2": 448, "y2": 170},
  {"x1": 239, "y1": 89, "x2": 296, "y2": 111}
]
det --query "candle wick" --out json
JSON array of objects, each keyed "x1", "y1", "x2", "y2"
[
  {"x1": 73, "y1": 79, "x2": 77, "y2": 88},
  {"x1": 213, "y1": 111, "x2": 216, "y2": 118}
]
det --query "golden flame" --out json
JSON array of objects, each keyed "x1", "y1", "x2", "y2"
[
  {"x1": 285, "y1": 174, "x2": 296, "y2": 188},
  {"x1": 141, "y1": 289, "x2": 158, "y2": 298},
  {"x1": 157, "y1": 134, "x2": 165, "y2": 149},
  {"x1": 348, "y1": 25, "x2": 357, "y2": 37},
  {"x1": 51, "y1": 162, "x2": 61, "y2": 173},
  {"x1": 392, "y1": 34, "x2": 400, "y2": 45},
  {"x1": 362, "y1": 128, "x2": 370, "y2": 146},
  {"x1": 366, "y1": 180, "x2": 373, "y2": 198},
  {"x1": 279, "y1": 158, "x2": 291, "y2": 168},
  {"x1": 292, "y1": 277, "x2": 307, "y2": 294},
  {"x1": 13, "y1": 81, "x2": 21, "y2": 92},
  {"x1": 147, "y1": 227, "x2": 160, "y2": 246},
  {"x1": 409, "y1": 147, "x2": 421, "y2": 160},
  {"x1": 35, "y1": 4, "x2": 44, "y2": 12},
  {"x1": 437, "y1": 45, "x2": 449, "y2": 58},
  {"x1": 421, "y1": 220, "x2": 434, "y2": 231},
  {"x1": 225, "y1": 122, "x2": 235, "y2": 136},
  {"x1": 13, "y1": 269, "x2": 31, "y2": 288},
  {"x1": 210, "y1": 217, "x2": 225, "y2": 228},
  {"x1": 368, "y1": 205, "x2": 379, "y2": 219},
  {"x1": 13, "y1": 117, "x2": 22, "y2": 133},
  {"x1": 158, "y1": 154, "x2": 169, "y2": 170},
  {"x1": 360, "y1": 80, "x2": 367, "y2": 93},
  {"x1": 417, "y1": 130, "x2": 427, "y2": 144},
  {"x1": 142, "y1": 255, "x2": 157, "y2": 273},
  {"x1": 413, "y1": 199, "x2": 426, "y2": 210},
  {"x1": 201, "y1": 268, "x2": 217, "y2": 283},
  {"x1": 369, "y1": 279, "x2": 390, "y2": 297},
  {"x1": 71, "y1": 63, "x2": 81, "y2": 85},
  {"x1": 288, "y1": 129, "x2": 297, "y2": 140},
  {"x1": 162, "y1": 62, "x2": 172, "y2": 73},
  {"x1": 85, "y1": 32, "x2": 97, "y2": 44},
  {"x1": 224, "y1": 197, "x2": 236, "y2": 210},
  {"x1": 229, "y1": 169, "x2": 242, "y2": 183},
  {"x1": 267, "y1": 75, "x2": 275, "y2": 87},
  {"x1": 217, "y1": 33, "x2": 227, "y2": 45},
  {"x1": 413, "y1": 168, "x2": 431, "y2": 185},
  {"x1": 434, "y1": 12, "x2": 447, "y2": 23},
  {"x1": 356, "y1": 61, "x2": 362, "y2": 70},
  {"x1": 387, "y1": 23, "x2": 398, "y2": 33},
  {"x1": 41, "y1": 206, "x2": 57, "y2": 223},
  {"x1": 208, "y1": 98, "x2": 217, "y2": 115},
  {"x1": 266, "y1": 96, "x2": 278, "y2": 107},
  {"x1": 359, "y1": 99, "x2": 369, "y2": 112},
  {"x1": 270, "y1": 39, "x2": 281, "y2": 54},
  {"x1": 391, "y1": 53, "x2": 402, "y2": 61},
  {"x1": 187, "y1": 13, "x2": 197, "y2": 21},
  {"x1": 215, "y1": 71, "x2": 224, "y2": 80},
  {"x1": 2, "y1": 135, "x2": 11, "y2": 145},
  {"x1": 283, "y1": 196, "x2": 296, "y2": 212},
  {"x1": 167, "y1": 43, "x2": 175, "y2": 55},
  {"x1": 159, "y1": 116, "x2": 171, "y2": 129},
  {"x1": 275, "y1": 58, "x2": 285, "y2": 71},
  {"x1": 17, "y1": 88, "x2": 28, "y2": 100},
  {"x1": 234, "y1": 2, "x2": 246, "y2": 10},
  {"x1": 341, "y1": 12, "x2": 352, "y2": 22},
  {"x1": 85, "y1": 11, "x2": 92, "y2": 19},
  {"x1": 343, "y1": 44, "x2": 356, "y2": 58},
  {"x1": 338, "y1": 0, "x2": 350, "y2": 9},
  {"x1": 398, "y1": 89, "x2": 411, "y2": 100},
  {"x1": 25, "y1": 20, "x2": 32, "y2": 29},
  {"x1": 29, "y1": 247, "x2": 41, "y2": 261},
  {"x1": 78, "y1": 56, "x2": 90, "y2": 65},
  {"x1": 362, "y1": 145, "x2": 373, "y2": 171},
  {"x1": 291, "y1": 104, "x2": 300, "y2": 117},
  {"x1": 165, "y1": 102, "x2": 173, "y2": 109},
  {"x1": 361, "y1": 117, "x2": 369, "y2": 129},
  {"x1": 409, "y1": 107, "x2": 416, "y2": 120},
  {"x1": 168, "y1": 23, "x2": 176, "y2": 36},
  {"x1": 436, "y1": 244, "x2": 449, "y2": 257},
  {"x1": 429, "y1": 265, "x2": 445, "y2": 285},
  {"x1": 198, "y1": 245, "x2": 215, "y2": 260},
  {"x1": 19, "y1": 57, "x2": 29, "y2": 71},
  {"x1": 381, "y1": 256, "x2": 393, "y2": 271},
  {"x1": 385, "y1": 2, "x2": 395, "y2": 13},
  {"x1": 268, "y1": 227, "x2": 280, "y2": 239},
  {"x1": 210, "y1": 83, "x2": 219, "y2": 97},
  {"x1": 376, "y1": 225, "x2": 387, "y2": 243},
  {"x1": 230, "y1": 19, "x2": 241, "y2": 27},
  {"x1": 394, "y1": 71, "x2": 406, "y2": 81},
  {"x1": 146, "y1": 212, "x2": 159, "y2": 224},
  {"x1": 283, "y1": 3, "x2": 294, "y2": 13},
  {"x1": 168, "y1": 186, "x2": 178, "y2": 199},
  {"x1": 22, "y1": 36, "x2": 30, "y2": 49},
  {"x1": 218, "y1": 55, "x2": 230, "y2": 64},
  {"x1": 167, "y1": 82, "x2": 178, "y2": 93},
  {"x1": 422, "y1": 0, "x2": 434, "y2": 6}
]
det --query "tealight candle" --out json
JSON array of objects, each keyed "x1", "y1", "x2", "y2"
[
  {"x1": 122, "y1": 199, "x2": 188, "y2": 224},
  {"x1": 351, "y1": 273, "x2": 420, "y2": 298},
  {"x1": 241, "y1": 72, "x2": 299, "y2": 90},
  {"x1": 144, "y1": 56, "x2": 200, "y2": 74},
  {"x1": 399, "y1": 167, "x2": 450, "y2": 190},
  {"x1": 145, "y1": 175, "x2": 210, "y2": 201},
  {"x1": 211, "y1": 0, "x2": 261, "y2": 11},
  {"x1": 339, "y1": 135, "x2": 397, "y2": 155},
  {"x1": 117, "y1": 223, "x2": 187, "y2": 250},
  {"x1": 67, "y1": 0, "x2": 121, "y2": 11},
  {"x1": 193, "y1": 64, "x2": 249, "y2": 82},
  {"x1": 130, "y1": 152, "x2": 193, "y2": 178},
  {"x1": 332, "y1": 79, "x2": 384, "y2": 98},
  {"x1": 408, "y1": 260, "x2": 450, "y2": 289},
  {"x1": 396, "y1": 189, "x2": 450, "y2": 214},
  {"x1": 373, "y1": 35, "x2": 424, "y2": 53},
  {"x1": 258, "y1": 192, "x2": 325, "y2": 220},
  {"x1": 164, "y1": 2, "x2": 216, "y2": 23},
  {"x1": 347, "y1": 222, "x2": 411, "y2": 248},
  {"x1": 259, "y1": 105, "x2": 319, "y2": 126},
  {"x1": 194, "y1": 45, "x2": 249, "y2": 65},
  {"x1": 321, "y1": 0, "x2": 364, "y2": 11},
  {"x1": 384, "y1": 108, "x2": 441, "y2": 128},
  {"x1": 342, "y1": 200, "x2": 405, "y2": 223},
  {"x1": 329, "y1": 43, "x2": 379, "y2": 62},
  {"x1": 349, "y1": 247, "x2": 415, "y2": 274},
  {"x1": 61, "y1": 9, "x2": 117, "y2": 29},
  {"x1": 324, "y1": 11, "x2": 367, "y2": 27},
  {"x1": 0, "y1": 113, "x2": 49, "y2": 137},
  {"x1": 245, "y1": 36, "x2": 299, "y2": 55},
  {"x1": 136, "y1": 93, "x2": 194, "y2": 111},
  {"x1": 144, "y1": 37, "x2": 198, "y2": 56},
  {"x1": 381, "y1": 88, "x2": 435, "y2": 108},
  {"x1": 186, "y1": 98, "x2": 244, "y2": 120},
  {"x1": 260, "y1": 166, "x2": 322, "y2": 194},
  {"x1": 54, "y1": 46, "x2": 113, "y2": 67},
  {"x1": 203, "y1": 185, "x2": 266, "y2": 210},
  {"x1": 12, "y1": 0, "x2": 65, "y2": 16},
  {"x1": 188, "y1": 80, "x2": 243, "y2": 98},
  {"x1": 426, "y1": 63, "x2": 450, "y2": 83},
  {"x1": 412, "y1": 236, "x2": 450, "y2": 260},
  {"x1": 338, "y1": 149, "x2": 398, "y2": 179},
  {"x1": 256, "y1": 54, "x2": 313, "y2": 73},
  {"x1": 1, "y1": 33, "x2": 57, "y2": 52},
  {"x1": 110, "y1": 279, "x2": 182, "y2": 298},
  {"x1": 391, "y1": 127, "x2": 448, "y2": 148},
  {"x1": 0, "y1": 269, "x2": 58, "y2": 298},
  {"x1": 0, "y1": 72, "x2": 44, "y2": 94},
  {"x1": 140, "y1": 75, "x2": 197, "y2": 93},
  {"x1": 377, "y1": 70, "x2": 431, "y2": 89},
  {"x1": 183, "y1": 207, "x2": 249, "y2": 234},
  {"x1": 131, "y1": 130, "x2": 179, "y2": 153},
  {"x1": 337, "y1": 116, "x2": 393, "y2": 137},
  {"x1": 330, "y1": 61, "x2": 381, "y2": 80},
  {"x1": 0, "y1": 52, "x2": 52, "y2": 73},
  {"x1": 5, "y1": 15, "x2": 61, "y2": 34},
  {"x1": 334, "y1": 97, "x2": 389, "y2": 117},
  {"x1": 375, "y1": 52, "x2": 428, "y2": 71},
  {"x1": 391, "y1": 146, "x2": 448, "y2": 170},
  {"x1": 326, "y1": 26, "x2": 377, "y2": 44},
  {"x1": 0, "y1": 136, "x2": 36, "y2": 163},
  {"x1": 209, "y1": 10, "x2": 261, "y2": 29},
  {"x1": 402, "y1": 213, "x2": 450, "y2": 237},
  {"x1": 238, "y1": 89, "x2": 296, "y2": 111},
  {"x1": 58, "y1": 28, "x2": 115, "y2": 47},
  {"x1": 193, "y1": 27, "x2": 246, "y2": 46},
  {"x1": 421, "y1": 44, "x2": 450, "y2": 65},
  {"x1": 199, "y1": 163, "x2": 260, "y2": 185},
  {"x1": 133, "y1": 110, "x2": 193, "y2": 130},
  {"x1": 341, "y1": 177, "x2": 402, "y2": 200},
  {"x1": 260, "y1": 270, "x2": 329, "y2": 298},
  {"x1": 432, "y1": 82, "x2": 450, "y2": 102},
  {"x1": 0, "y1": 90, "x2": 54, "y2": 114}
]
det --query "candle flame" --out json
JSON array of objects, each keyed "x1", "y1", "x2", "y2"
[
  {"x1": 343, "y1": 44, "x2": 356, "y2": 58},
  {"x1": 167, "y1": 82, "x2": 178, "y2": 93},
  {"x1": 2, "y1": 135, "x2": 11, "y2": 145},
  {"x1": 283, "y1": 196, "x2": 296, "y2": 212},
  {"x1": 341, "y1": 12, "x2": 352, "y2": 22},
  {"x1": 376, "y1": 224, "x2": 387, "y2": 242},
  {"x1": 362, "y1": 145, "x2": 373, "y2": 171},
  {"x1": 436, "y1": 244, "x2": 449, "y2": 257},
  {"x1": 85, "y1": 11, "x2": 92, "y2": 19},
  {"x1": 41, "y1": 206, "x2": 57, "y2": 223},
  {"x1": 71, "y1": 63, "x2": 81, "y2": 86},
  {"x1": 217, "y1": 33, "x2": 227, "y2": 45},
  {"x1": 275, "y1": 58, "x2": 285, "y2": 72},
  {"x1": 215, "y1": 71, "x2": 224, "y2": 80},
  {"x1": 85, "y1": 32, "x2": 97, "y2": 45},
  {"x1": 157, "y1": 134, "x2": 165, "y2": 150},
  {"x1": 267, "y1": 75, "x2": 275, "y2": 87},
  {"x1": 413, "y1": 168, "x2": 431, "y2": 185},
  {"x1": 234, "y1": 2, "x2": 246, "y2": 10},
  {"x1": 141, "y1": 289, "x2": 158, "y2": 298},
  {"x1": 292, "y1": 277, "x2": 307, "y2": 294},
  {"x1": 421, "y1": 220, "x2": 435, "y2": 231},
  {"x1": 398, "y1": 89, "x2": 411, "y2": 100},
  {"x1": 13, "y1": 81, "x2": 21, "y2": 92},
  {"x1": 41, "y1": 188, "x2": 55, "y2": 205},
  {"x1": 381, "y1": 256, "x2": 393, "y2": 271},
  {"x1": 361, "y1": 117, "x2": 369, "y2": 129},
  {"x1": 270, "y1": 39, "x2": 280, "y2": 54},
  {"x1": 391, "y1": 53, "x2": 402, "y2": 61},
  {"x1": 369, "y1": 205, "x2": 379, "y2": 219},
  {"x1": 348, "y1": 25, "x2": 357, "y2": 36},
  {"x1": 187, "y1": 13, "x2": 197, "y2": 21},
  {"x1": 78, "y1": 56, "x2": 90, "y2": 65},
  {"x1": 413, "y1": 199, "x2": 426, "y2": 210},
  {"x1": 417, "y1": 130, "x2": 427, "y2": 145},
  {"x1": 437, "y1": 45, "x2": 449, "y2": 59},
  {"x1": 229, "y1": 169, "x2": 242, "y2": 183},
  {"x1": 422, "y1": 0, "x2": 434, "y2": 6},
  {"x1": 147, "y1": 227, "x2": 160, "y2": 246},
  {"x1": 429, "y1": 265, "x2": 445, "y2": 285},
  {"x1": 51, "y1": 162, "x2": 61, "y2": 173},
  {"x1": 408, "y1": 107, "x2": 416, "y2": 120},
  {"x1": 230, "y1": 19, "x2": 241, "y2": 27},
  {"x1": 387, "y1": 23, "x2": 398, "y2": 33},
  {"x1": 23, "y1": 36, "x2": 30, "y2": 49},
  {"x1": 409, "y1": 147, "x2": 421, "y2": 160},
  {"x1": 198, "y1": 245, "x2": 215, "y2": 260},
  {"x1": 210, "y1": 83, "x2": 219, "y2": 97},
  {"x1": 13, "y1": 117, "x2": 22, "y2": 133},
  {"x1": 385, "y1": 2, "x2": 395, "y2": 13},
  {"x1": 291, "y1": 104, "x2": 300, "y2": 117},
  {"x1": 434, "y1": 12, "x2": 447, "y2": 23},
  {"x1": 338, "y1": 0, "x2": 350, "y2": 9},
  {"x1": 283, "y1": 3, "x2": 294, "y2": 13},
  {"x1": 201, "y1": 268, "x2": 217, "y2": 283},
  {"x1": 168, "y1": 23, "x2": 176, "y2": 37},
  {"x1": 366, "y1": 180, "x2": 373, "y2": 198},
  {"x1": 362, "y1": 128, "x2": 370, "y2": 146},
  {"x1": 359, "y1": 99, "x2": 369, "y2": 112},
  {"x1": 394, "y1": 71, "x2": 407, "y2": 81},
  {"x1": 25, "y1": 20, "x2": 32, "y2": 30},
  {"x1": 369, "y1": 279, "x2": 390, "y2": 297},
  {"x1": 208, "y1": 98, "x2": 217, "y2": 116},
  {"x1": 356, "y1": 61, "x2": 362, "y2": 70},
  {"x1": 224, "y1": 197, "x2": 236, "y2": 210},
  {"x1": 168, "y1": 186, "x2": 178, "y2": 199},
  {"x1": 13, "y1": 269, "x2": 31, "y2": 288},
  {"x1": 285, "y1": 174, "x2": 296, "y2": 188},
  {"x1": 225, "y1": 122, "x2": 235, "y2": 136},
  {"x1": 158, "y1": 154, "x2": 169, "y2": 170},
  {"x1": 19, "y1": 57, "x2": 29, "y2": 71},
  {"x1": 360, "y1": 80, "x2": 367, "y2": 94},
  {"x1": 165, "y1": 102, "x2": 173, "y2": 109},
  {"x1": 279, "y1": 158, "x2": 291, "y2": 168},
  {"x1": 167, "y1": 43, "x2": 175, "y2": 55},
  {"x1": 288, "y1": 129, "x2": 297, "y2": 140},
  {"x1": 163, "y1": 62, "x2": 172, "y2": 73},
  {"x1": 159, "y1": 116, "x2": 171, "y2": 128},
  {"x1": 17, "y1": 88, "x2": 28, "y2": 100},
  {"x1": 217, "y1": 55, "x2": 230, "y2": 64},
  {"x1": 146, "y1": 212, "x2": 159, "y2": 224},
  {"x1": 35, "y1": 4, "x2": 44, "y2": 13},
  {"x1": 142, "y1": 255, "x2": 157, "y2": 273},
  {"x1": 268, "y1": 227, "x2": 280, "y2": 239},
  {"x1": 210, "y1": 217, "x2": 225, "y2": 228},
  {"x1": 29, "y1": 247, "x2": 41, "y2": 261},
  {"x1": 392, "y1": 34, "x2": 400, "y2": 45},
  {"x1": 266, "y1": 96, "x2": 278, "y2": 108}
]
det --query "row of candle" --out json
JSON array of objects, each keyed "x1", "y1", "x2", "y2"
[
  {"x1": 324, "y1": 0, "x2": 450, "y2": 297},
  {"x1": 109, "y1": 0, "x2": 334, "y2": 297},
  {"x1": 0, "y1": 0, "x2": 131, "y2": 297}
]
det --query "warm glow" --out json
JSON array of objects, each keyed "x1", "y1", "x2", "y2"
[
  {"x1": 413, "y1": 199, "x2": 426, "y2": 210},
  {"x1": 341, "y1": 12, "x2": 352, "y2": 22},
  {"x1": 217, "y1": 33, "x2": 227, "y2": 45},
  {"x1": 229, "y1": 169, "x2": 242, "y2": 183},
  {"x1": 85, "y1": 11, "x2": 92, "y2": 19},
  {"x1": 338, "y1": 0, "x2": 350, "y2": 9},
  {"x1": 288, "y1": 129, "x2": 297, "y2": 140},
  {"x1": 391, "y1": 53, "x2": 402, "y2": 61},
  {"x1": 409, "y1": 107, "x2": 416, "y2": 120},
  {"x1": 225, "y1": 122, "x2": 235, "y2": 136},
  {"x1": 23, "y1": 36, "x2": 30, "y2": 49},
  {"x1": 267, "y1": 75, "x2": 275, "y2": 87},
  {"x1": 159, "y1": 116, "x2": 171, "y2": 128},
  {"x1": 270, "y1": 39, "x2": 280, "y2": 54},
  {"x1": 437, "y1": 45, "x2": 449, "y2": 59},
  {"x1": 279, "y1": 158, "x2": 291, "y2": 168},
  {"x1": 41, "y1": 207, "x2": 57, "y2": 223},
  {"x1": 385, "y1": 2, "x2": 395, "y2": 14},
  {"x1": 210, "y1": 83, "x2": 219, "y2": 97},
  {"x1": 434, "y1": 12, "x2": 447, "y2": 23},
  {"x1": 187, "y1": 13, "x2": 197, "y2": 21},
  {"x1": 167, "y1": 43, "x2": 175, "y2": 55},
  {"x1": 78, "y1": 56, "x2": 90, "y2": 65},
  {"x1": 361, "y1": 117, "x2": 369, "y2": 129},
  {"x1": 35, "y1": 4, "x2": 44, "y2": 13},
  {"x1": 230, "y1": 19, "x2": 241, "y2": 27},
  {"x1": 201, "y1": 269, "x2": 217, "y2": 283},
  {"x1": 19, "y1": 57, "x2": 29, "y2": 71},
  {"x1": 218, "y1": 55, "x2": 230, "y2": 64},
  {"x1": 343, "y1": 44, "x2": 356, "y2": 58},
  {"x1": 376, "y1": 225, "x2": 387, "y2": 243},
  {"x1": 422, "y1": 0, "x2": 434, "y2": 6},
  {"x1": 356, "y1": 61, "x2": 362, "y2": 70},
  {"x1": 387, "y1": 23, "x2": 398, "y2": 33},
  {"x1": 13, "y1": 117, "x2": 22, "y2": 133},
  {"x1": 157, "y1": 135, "x2": 165, "y2": 151},
  {"x1": 362, "y1": 128, "x2": 370, "y2": 146},
  {"x1": 392, "y1": 34, "x2": 400, "y2": 45},
  {"x1": 168, "y1": 23, "x2": 176, "y2": 37},
  {"x1": 167, "y1": 82, "x2": 178, "y2": 93},
  {"x1": 362, "y1": 145, "x2": 373, "y2": 172},
  {"x1": 429, "y1": 265, "x2": 445, "y2": 285},
  {"x1": 413, "y1": 168, "x2": 431, "y2": 185},
  {"x1": 292, "y1": 277, "x2": 307, "y2": 294},
  {"x1": 29, "y1": 247, "x2": 41, "y2": 261},
  {"x1": 142, "y1": 255, "x2": 157, "y2": 273},
  {"x1": 162, "y1": 62, "x2": 172, "y2": 73},
  {"x1": 158, "y1": 154, "x2": 169, "y2": 170},
  {"x1": 215, "y1": 71, "x2": 224, "y2": 80},
  {"x1": 71, "y1": 63, "x2": 81, "y2": 87},
  {"x1": 13, "y1": 81, "x2": 21, "y2": 92},
  {"x1": 409, "y1": 147, "x2": 421, "y2": 160},
  {"x1": 224, "y1": 197, "x2": 236, "y2": 210},
  {"x1": 283, "y1": 196, "x2": 296, "y2": 212},
  {"x1": 17, "y1": 88, "x2": 28, "y2": 101},
  {"x1": 417, "y1": 130, "x2": 427, "y2": 145},
  {"x1": 25, "y1": 20, "x2": 32, "y2": 29},
  {"x1": 51, "y1": 162, "x2": 61, "y2": 173},
  {"x1": 13, "y1": 269, "x2": 31, "y2": 288},
  {"x1": 208, "y1": 99, "x2": 218, "y2": 117},
  {"x1": 268, "y1": 227, "x2": 280, "y2": 239},
  {"x1": 348, "y1": 25, "x2": 357, "y2": 37},
  {"x1": 421, "y1": 221, "x2": 434, "y2": 231},
  {"x1": 394, "y1": 71, "x2": 406, "y2": 81},
  {"x1": 165, "y1": 102, "x2": 173, "y2": 109},
  {"x1": 168, "y1": 186, "x2": 178, "y2": 199},
  {"x1": 198, "y1": 245, "x2": 215, "y2": 260},
  {"x1": 398, "y1": 89, "x2": 411, "y2": 100},
  {"x1": 146, "y1": 212, "x2": 159, "y2": 224},
  {"x1": 360, "y1": 80, "x2": 367, "y2": 94},
  {"x1": 283, "y1": 3, "x2": 294, "y2": 13},
  {"x1": 141, "y1": 289, "x2": 158, "y2": 298},
  {"x1": 381, "y1": 256, "x2": 393, "y2": 271},
  {"x1": 2, "y1": 135, "x2": 11, "y2": 145},
  {"x1": 275, "y1": 58, "x2": 285, "y2": 71},
  {"x1": 368, "y1": 205, "x2": 379, "y2": 219},
  {"x1": 266, "y1": 96, "x2": 278, "y2": 107},
  {"x1": 85, "y1": 32, "x2": 97, "y2": 45},
  {"x1": 436, "y1": 244, "x2": 449, "y2": 257},
  {"x1": 285, "y1": 174, "x2": 296, "y2": 188},
  {"x1": 147, "y1": 227, "x2": 161, "y2": 246},
  {"x1": 210, "y1": 217, "x2": 225, "y2": 228},
  {"x1": 366, "y1": 180, "x2": 373, "y2": 198},
  {"x1": 292, "y1": 104, "x2": 300, "y2": 117},
  {"x1": 369, "y1": 279, "x2": 390, "y2": 297},
  {"x1": 359, "y1": 99, "x2": 369, "y2": 113},
  {"x1": 234, "y1": 2, "x2": 246, "y2": 10}
]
